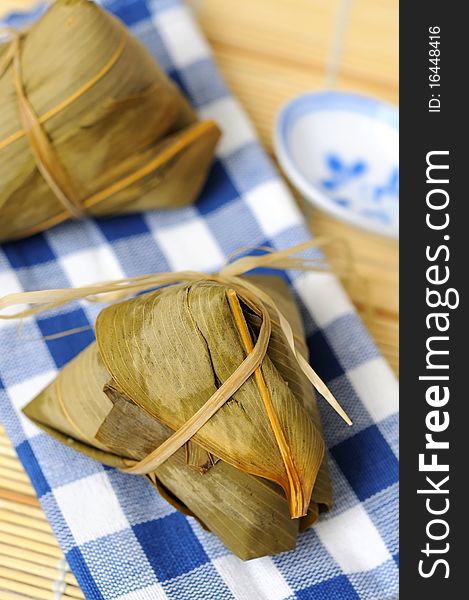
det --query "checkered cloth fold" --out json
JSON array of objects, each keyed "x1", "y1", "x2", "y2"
[{"x1": 0, "y1": 1, "x2": 399, "y2": 598}]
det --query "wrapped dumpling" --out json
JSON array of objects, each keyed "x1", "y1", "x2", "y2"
[
  {"x1": 0, "y1": 0, "x2": 220, "y2": 241},
  {"x1": 23, "y1": 275, "x2": 332, "y2": 560}
]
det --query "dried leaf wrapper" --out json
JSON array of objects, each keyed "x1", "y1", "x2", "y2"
[
  {"x1": 23, "y1": 276, "x2": 332, "y2": 560},
  {"x1": 0, "y1": 0, "x2": 220, "y2": 241}
]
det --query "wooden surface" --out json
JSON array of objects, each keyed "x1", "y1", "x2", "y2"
[{"x1": 0, "y1": 1, "x2": 398, "y2": 598}]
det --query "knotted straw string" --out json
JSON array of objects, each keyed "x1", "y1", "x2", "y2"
[
  {"x1": 1, "y1": 28, "x2": 82, "y2": 218},
  {"x1": 0, "y1": 240, "x2": 353, "y2": 476},
  {"x1": 0, "y1": 24, "x2": 129, "y2": 220}
]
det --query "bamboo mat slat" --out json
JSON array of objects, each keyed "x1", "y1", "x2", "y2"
[
  {"x1": 0, "y1": 575, "x2": 83, "y2": 600},
  {"x1": 0, "y1": 498, "x2": 47, "y2": 521},
  {"x1": 0, "y1": 556, "x2": 79, "y2": 588},
  {"x1": 1, "y1": 542, "x2": 64, "y2": 569},
  {"x1": 0, "y1": 455, "x2": 30, "y2": 473},
  {"x1": 0, "y1": 531, "x2": 62, "y2": 560},
  {"x1": 0, "y1": 509, "x2": 54, "y2": 534},
  {"x1": 0, "y1": 467, "x2": 33, "y2": 485},
  {"x1": 0, "y1": 1, "x2": 398, "y2": 599},
  {"x1": 0, "y1": 475, "x2": 37, "y2": 498},
  {"x1": 0, "y1": 522, "x2": 62, "y2": 551}
]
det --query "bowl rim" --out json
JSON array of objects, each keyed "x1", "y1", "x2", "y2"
[{"x1": 273, "y1": 90, "x2": 399, "y2": 238}]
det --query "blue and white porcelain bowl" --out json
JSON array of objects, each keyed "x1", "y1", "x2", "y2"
[{"x1": 274, "y1": 91, "x2": 399, "y2": 238}]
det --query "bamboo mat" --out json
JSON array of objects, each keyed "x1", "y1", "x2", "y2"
[
  {"x1": 0, "y1": 425, "x2": 85, "y2": 599},
  {"x1": 0, "y1": 1, "x2": 398, "y2": 598}
]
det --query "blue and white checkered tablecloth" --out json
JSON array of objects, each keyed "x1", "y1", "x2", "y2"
[{"x1": 0, "y1": 1, "x2": 399, "y2": 598}]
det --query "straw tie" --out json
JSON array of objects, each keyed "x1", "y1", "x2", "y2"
[
  {"x1": 1, "y1": 28, "x2": 85, "y2": 219},
  {"x1": 0, "y1": 24, "x2": 129, "y2": 221},
  {"x1": 0, "y1": 240, "x2": 354, "y2": 485}
]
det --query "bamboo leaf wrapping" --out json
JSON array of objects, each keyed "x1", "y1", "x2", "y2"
[
  {"x1": 22, "y1": 275, "x2": 331, "y2": 560},
  {"x1": 0, "y1": 0, "x2": 220, "y2": 241}
]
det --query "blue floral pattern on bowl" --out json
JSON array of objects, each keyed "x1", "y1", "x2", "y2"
[
  {"x1": 274, "y1": 91, "x2": 399, "y2": 238},
  {"x1": 322, "y1": 154, "x2": 399, "y2": 225}
]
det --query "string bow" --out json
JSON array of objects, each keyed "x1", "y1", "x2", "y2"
[{"x1": 0, "y1": 239, "x2": 352, "y2": 514}]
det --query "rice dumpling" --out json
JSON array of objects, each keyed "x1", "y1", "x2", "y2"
[
  {"x1": 0, "y1": 0, "x2": 220, "y2": 242},
  {"x1": 22, "y1": 275, "x2": 332, "y2": 560}
]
